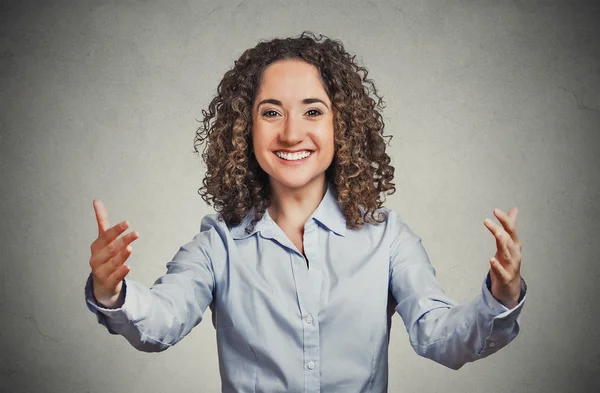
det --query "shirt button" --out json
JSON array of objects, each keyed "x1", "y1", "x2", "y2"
[
  {"x1": 489, "y1": 341, "x2": 496, "y2": 348},
  {"x1": 307, "y1": 361, "x2": 315, "y2": 370},
  {"x1": 305, "y1": 315, "x2": 313, "y2": 324}
]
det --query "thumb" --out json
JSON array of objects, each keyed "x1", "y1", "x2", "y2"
[{"x1": 93, "y1": 200, "x2": 110, "y2": 235}]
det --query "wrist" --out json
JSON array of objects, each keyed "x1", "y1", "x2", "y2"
[
  {"x1": 491, "y1": 278, "x2": 521, "y2": 309},
  {"x1": 94, "y1": 284, "x2": 125, "y2": 309}
]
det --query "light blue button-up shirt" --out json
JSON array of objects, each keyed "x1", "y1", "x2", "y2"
[{"x1": 85, "y1": 182, "x2": 527, "y2": 392}]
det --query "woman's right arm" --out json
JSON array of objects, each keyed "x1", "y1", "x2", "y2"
[{"x1": 84, "y1": 200, "x2": 216, "y2": 352}]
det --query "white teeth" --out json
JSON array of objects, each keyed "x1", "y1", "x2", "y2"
[{"x1": 275, "y1": 151, "x2": 312, "y2": 161}]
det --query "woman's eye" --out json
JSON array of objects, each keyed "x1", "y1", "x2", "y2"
[
  {"x1": 262, "y1": 110, "x2": 279, "y2": 117},
  {"x1": 262, "y1": 109, "x2": 322, "y2": 117}
]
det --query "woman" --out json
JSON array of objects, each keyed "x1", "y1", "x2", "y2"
[{"x1": 85, "y1": 31, "x2": 527, "y2": 392}]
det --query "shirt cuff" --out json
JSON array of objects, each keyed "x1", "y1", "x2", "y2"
[
  {"x1": 474, "y1": 273, "x2": 527, "y2": 357},
  {"x1": 481, "y1": 271, "x2": 527, "y2": 323},
  {"x1": 84, "y1": 273, "x2": 131, "y2": 334}
]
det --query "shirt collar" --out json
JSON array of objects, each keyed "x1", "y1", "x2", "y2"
[
  {"x1": 229, "y1": 181, "x2": 347, "y2": 239},
  {"x1": 309, "y1": 181, "x2": 347, "y2": 236},
  {"x1": 229, "y1": 209, "x2": 266, "y2": 239}
]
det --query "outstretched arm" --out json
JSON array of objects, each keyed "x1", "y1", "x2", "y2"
[
  {"x1": 388, "y1": 209, "x2": 527, "y2": 370},
  {"x1": 84, "y1": 200, "x2": 216, "y2": 352}
]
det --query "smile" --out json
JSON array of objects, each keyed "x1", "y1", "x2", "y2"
[{"x1": 275, "y1": 151, "x2": 313, "y2": 161}]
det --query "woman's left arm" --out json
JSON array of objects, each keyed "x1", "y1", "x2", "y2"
[{"x1": 388, "y1": 209, "x2": 527, "y2": 370}]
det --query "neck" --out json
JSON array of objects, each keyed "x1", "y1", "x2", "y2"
[{"x1": 268, "y1": 175, "x2": 328, "y2": 228}]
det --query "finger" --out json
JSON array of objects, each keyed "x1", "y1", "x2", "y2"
[
  {"x1": 92, "y1": 220, "x2": 130, "y2": 252},
  {"x1": 484, "y1": 217, "x2": 512, "y2": 251},
  {"x1": 507, "y1": 238, "x2": 522, "y2": 259},
  {"x1": 91, "y1": 230, "x2": 139, "y2": 269},
  {"x1": 94, "y1": 244, "x2": 133, "y2": 283},
  {"x1": 93, "y1": 200, "x2": 110, "y2": 235},
  {"x1": 92, "y1": 199, "x2": 132, "y2": 249},
  {"x1": 508, "y1": 207, "x2": 518, "y2": 220},
  {"x1": 490, "y1": 257, "x2": 511, "y2": 283},
  {"x1": 493, "y1": 208, "x2": 521, "y2": 245},
  {"x1": 506, "y1": 241, "x2": 522, "y2": 267},
  {"x1": 90, "y1": 230, "x2": 139, "y2": 269},
  {"x1": 498, "y1": 242, "x2": 513, "y2": 263},
  {"x1": 105, "y1": 264, "x2": 131, "y2": 290},
  {"x1": 508, "y1": 207, "x2": 521, "y2": 245}
]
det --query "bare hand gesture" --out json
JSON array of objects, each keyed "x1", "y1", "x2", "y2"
[
  {"x1": 89, "y1": 200, "x2": 139, "y2": 308},
  {"x1": 484, "y1": 208, "x2": 523, "y2": 309}
]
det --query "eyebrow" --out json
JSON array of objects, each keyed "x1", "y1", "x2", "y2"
[{"x1": 256, "y1": 98, "x2": 330, "y2": 112}]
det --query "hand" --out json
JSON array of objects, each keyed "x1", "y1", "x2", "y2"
[
  {"x1": 89, "y1": 200, "x2": 139, "y2": 308},
  {"x1": 483, "y1": 207, "x2": 523, "y2": 309}
]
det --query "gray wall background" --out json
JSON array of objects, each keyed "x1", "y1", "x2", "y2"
[{"x1": 1, "y1": 0, "x2": 599, "y2": 392}]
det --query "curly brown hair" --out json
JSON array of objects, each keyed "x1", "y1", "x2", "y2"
[{"x1": 193, "y1": 31, "x2": 396, "y2": 234}]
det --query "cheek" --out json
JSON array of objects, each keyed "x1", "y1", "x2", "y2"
[
  {"x1": 251, "y1": 130, "x2": 264, "y2": 153},
  {"x1": 252, "y1": 123, "x2": 274, "y2": 148},
  {"x1": 251, "y1": 129, "x2": 272, "y2": 165},
  {"x1": 323, "y1": 127, "x2": 335, "y2": 155}
]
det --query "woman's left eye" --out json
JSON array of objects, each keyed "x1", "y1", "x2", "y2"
[{"x1": 306, "y1": 109, "x2": 322, "y2": 117}]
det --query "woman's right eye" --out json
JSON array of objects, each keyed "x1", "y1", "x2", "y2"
[{"x1": 262, "y1": 110, "x2": 278, "y2": 117}]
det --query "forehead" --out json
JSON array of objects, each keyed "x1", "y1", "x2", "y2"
[{"x1": 256, "y1": 59, "x2": 328, "y2": 100}]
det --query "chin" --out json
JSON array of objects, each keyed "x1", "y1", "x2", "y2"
[{"x1": 270, "y1": 173, "x2": 326, "y2": 190}]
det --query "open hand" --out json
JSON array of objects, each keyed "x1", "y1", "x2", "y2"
[
  {"x1": 89, "y1": 200, "x2": 139, "y2": 308},
  {"x1": 483, "y1": 208, "x2": 523, "y2": 309}
]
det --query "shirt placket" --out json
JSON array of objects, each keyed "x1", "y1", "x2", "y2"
[{"x1": 290, "y1": 219, "x2": 323, "y2": 393}]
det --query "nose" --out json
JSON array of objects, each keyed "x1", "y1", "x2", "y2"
[{"x1": 279, "y1": 113, "x2": 306, "y2": 146}]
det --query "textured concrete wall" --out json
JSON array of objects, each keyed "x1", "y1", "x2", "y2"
[{"x1": 1, "y1": 0, "x2": 599, "y2": 392}]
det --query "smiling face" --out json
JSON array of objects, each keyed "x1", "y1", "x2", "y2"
[{"x1": 252, "y1": 59, "x2": 335, "y2": 195}]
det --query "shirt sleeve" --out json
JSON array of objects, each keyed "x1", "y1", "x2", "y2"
[
  {"x1": 388, "y1": 210, "x2": 527, "y2": 370},
  {"x1": 84, "y1": 229, "x2": 217, "y2": 352}
]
